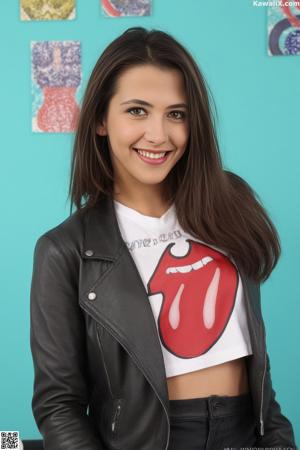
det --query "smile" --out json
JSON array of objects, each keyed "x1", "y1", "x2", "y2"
[
  {"x1": 133, "y1": 148, "x2": 173, "y2": 165},
  {"x1": 133, "y1": 148, "x2": 173, "y2": 158}
]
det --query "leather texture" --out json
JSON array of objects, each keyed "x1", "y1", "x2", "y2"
[{"x1": 30, "y1": 194, "x2": 297, "y2": 450}]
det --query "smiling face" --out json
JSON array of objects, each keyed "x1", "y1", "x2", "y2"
[{"x1": 96, "y1": 64, "x2": 190, "y2": 205}]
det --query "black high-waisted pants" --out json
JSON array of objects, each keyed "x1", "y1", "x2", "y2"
[{"x1": 168, "y1": 392, "x2": 258, "y2": 450}]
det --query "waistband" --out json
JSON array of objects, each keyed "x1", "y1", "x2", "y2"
[{"x1": 168, "y1": 392, "x2": 253, "y2": 419}]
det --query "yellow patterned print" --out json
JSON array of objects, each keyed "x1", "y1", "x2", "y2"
[{"x1": 21, "y1": 0, "x2": 75, "y2": 20}]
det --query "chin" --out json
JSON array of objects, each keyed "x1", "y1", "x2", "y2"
[{"x1": 133, "y1": 174, "x2": 170, "y2": 186}]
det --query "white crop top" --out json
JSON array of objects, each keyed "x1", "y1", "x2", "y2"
[{"x1": 113, "y1": 199, "x2": 253, "y2": 378}]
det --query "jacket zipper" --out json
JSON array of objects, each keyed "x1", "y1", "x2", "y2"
[
  {"x1": 239, "y1": 270, "x2": 266, "y2": 438},
  {"x1": 259, "y1": 329, "x2": 267, "y2": 436},
  {"x1": 112, "y1": 399, "x2": 122, "y2": 433},
  {"x1": 95, "y1": 320, "x2": 170, "y2": 449}
]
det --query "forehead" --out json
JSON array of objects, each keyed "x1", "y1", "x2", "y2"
[{"x1": 114, "y1": 64, "x2": 186, "y2": 100}]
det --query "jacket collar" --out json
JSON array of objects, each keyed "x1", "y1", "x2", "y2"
[
  {"x1": 81, "y1": 194, "x2": 125, "y2": 261},
  {"x1": 79, "y1": 194, "x2": 262, "y2": 414}
]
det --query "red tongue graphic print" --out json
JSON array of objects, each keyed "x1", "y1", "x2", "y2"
[{"x1": 147, "y1": 239, "x2": 238, "y2": 358}]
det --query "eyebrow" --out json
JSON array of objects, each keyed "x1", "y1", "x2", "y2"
[{"x1": 120, "y1": 99, "x2": 188, "y2": 109}]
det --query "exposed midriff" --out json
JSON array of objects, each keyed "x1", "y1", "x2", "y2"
[{"x1": 167, "y1": 356, "x2": 250, "y2": 400}]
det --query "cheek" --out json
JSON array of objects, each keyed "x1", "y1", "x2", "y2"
[
  {"x1": 175, "y1": 127, "x2": 189, "y2": 149},
  {"x1": 116, "y1": 121, "x2": 141, "y2": 145}
]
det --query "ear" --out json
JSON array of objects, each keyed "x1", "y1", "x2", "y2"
[{"x1": 96, "y1": 120, "x2": 107, "y2": 136}]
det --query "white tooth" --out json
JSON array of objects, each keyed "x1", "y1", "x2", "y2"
[
  {"x1": 175, "y1": 265, "x2": 191, "y2": 273},
  {"x1": 192, "y1": 260, "x2": 204, "y2": 270},
  {"x1": 202, "y1": 256, "x2": 213, "y2": 266},
  {"x1": 169, "y1": 283, "x2": 184, "y2": 329},
  {"x1": 203, "y1": 267, "x2": 220, "y2": 329},
  {"x1": 166, "y1": 267, "x2": 178, "y2": 274}
]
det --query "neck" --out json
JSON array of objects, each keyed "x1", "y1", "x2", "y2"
[{"x1": 113, "y1": 182, "x2": 172, "y2": 218}]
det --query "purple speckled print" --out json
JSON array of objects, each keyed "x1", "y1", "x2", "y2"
[
  {"x1": 104, "y1": 0, "x2": 151, "y2": 16},
  {"x1": 31, "y1": 41, "x2": 81, "y2": 87}
]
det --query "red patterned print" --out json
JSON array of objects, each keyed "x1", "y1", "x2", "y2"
[{"x1": 148, "y1": 240, "x2": 238, "y2": 358}]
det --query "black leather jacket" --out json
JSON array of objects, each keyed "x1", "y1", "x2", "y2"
[{"x1": 30, "y1": 194, "x2": 297, "y2": 450}]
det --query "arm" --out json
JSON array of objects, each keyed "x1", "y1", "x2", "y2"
[
  {"x1": 30, "y1": 234, "x2": 105, "y2": 450},
  {"x1": 255, "y1": 352, "x2": 298, "y2": 450}
]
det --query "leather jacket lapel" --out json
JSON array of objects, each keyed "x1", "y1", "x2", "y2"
[{"x1": 79, "y1": 195, "x2": 170, "y2": 411}]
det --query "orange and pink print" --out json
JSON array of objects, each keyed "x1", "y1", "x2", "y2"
[{"x1": 31, "y1": 41, "x2": 81, "y2": 133}]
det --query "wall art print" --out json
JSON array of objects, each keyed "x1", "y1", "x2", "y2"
[
  {"x1": 268, "y1": 3, "x2": 300, "y2": 55},
  {"x1": 21, "y1": 0, "x2": 76, "y2": 21},
  {"x1": 101, "y1": 0, "x2": 151, "y2": 17},
  {"x1": 31, "y1": 41, "x2": 81, "y2": 133}
]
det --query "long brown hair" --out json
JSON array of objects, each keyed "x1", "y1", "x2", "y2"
[{"x1": 68, "y1": 26, "x2": 280, "y2": 283}]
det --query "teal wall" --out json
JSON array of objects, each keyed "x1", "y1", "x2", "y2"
[{"x1": 1, "y1": 0, "x2": 299, "y2": 443}]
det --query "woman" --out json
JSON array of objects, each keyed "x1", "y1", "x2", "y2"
[{"x1": 30, "y1": 27, "x2": 297, "y2": 449}]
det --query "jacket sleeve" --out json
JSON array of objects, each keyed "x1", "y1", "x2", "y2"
[
  {"x1": 255, "y1": 352, "x2": 298, "y2": 450},
  {"x1": 30, "y1": 234, "x2": 105, "y2": 450}
]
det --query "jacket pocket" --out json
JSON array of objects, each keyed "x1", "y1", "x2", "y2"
[
  {"x1": 96, "y1": 324, "x2": 114, "y2": 398},
  {"x1": 96, "y1": 326, "x2": 125, "y2": 440}
]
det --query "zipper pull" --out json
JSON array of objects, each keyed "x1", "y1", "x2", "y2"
[
  {"x1": 112, "y1": 403, "x2": 121, "y2": 432},
  {"x1": 260, "y1": 418, "x2": 264, "y2": 436}
]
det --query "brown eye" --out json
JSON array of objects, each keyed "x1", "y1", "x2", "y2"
[
  {"x1": 170, "y1": 111, "x2": 186, "y2": 120},
  {"x1": 127, "y1": 107, "x2": 146, "y2": 116}
]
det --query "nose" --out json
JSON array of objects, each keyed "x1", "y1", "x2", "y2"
[{"x1": 144, "y1": 116, "x2": 168, "y2": 145}]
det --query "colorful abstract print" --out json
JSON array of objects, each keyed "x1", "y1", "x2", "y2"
[
  {"x1": 31, "y1": 41, "x2": 81, "y2": 133},
  {"x1": 268, "y1": 4, "x2": 300, "y2": 55},
  {"x1": 21, "y1": 0, "x2": 76, "y2": 21},
  {"x1": 101, "y1": 0, "x2": 151, "y2": 17}
]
